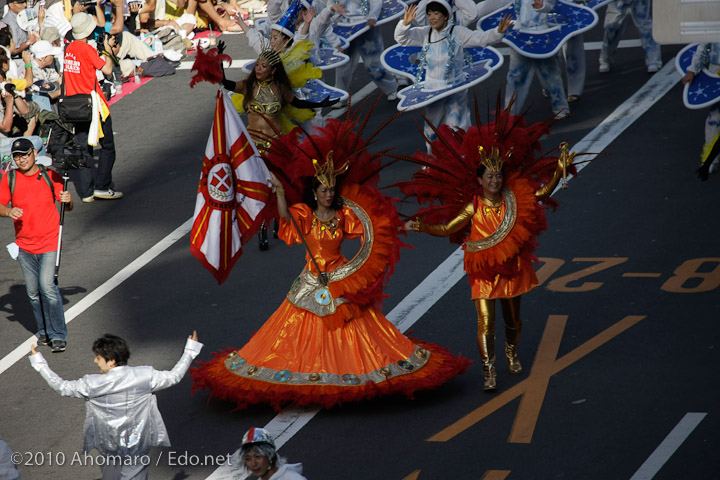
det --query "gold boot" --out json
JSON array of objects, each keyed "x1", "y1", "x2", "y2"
[
  {"x1": 478, "y1": 334, "x2": 497, "y2": 391},
  {"x1": 505, "y1": 343, "x2": 523, "y2": 374},
  {"x1": 501, "y1": 296, "x2": 523, "y2": 374}
]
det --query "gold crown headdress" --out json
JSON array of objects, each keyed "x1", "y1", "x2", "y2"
[
  {"x1": 257, "y1": 37, "x2": 282, "y2": 67},
  {"x1": 478, "y1": 146, "x2": 513, "y2": 173},
  {"x1": 312, "y1": 151, "x2": 349, "y2": 188}
]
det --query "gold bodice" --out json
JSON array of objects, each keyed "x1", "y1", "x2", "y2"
[{"x1": 247, "y1": 80, "x2": 282, "y2": 115}]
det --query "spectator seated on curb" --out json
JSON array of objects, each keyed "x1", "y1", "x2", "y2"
[
  {"x1": 3, "y1": 0, "x2": 40, "y2": 57},
  {"x1": 39, "y1": 0, "x2": 108, "y2": 45},
  {"x1": 30, "y1": 40, "x2": 62, "y2": 112},
  {"x1": 0, "y1": 49, "x2": 40, "y2": 136},
  {"x1": 40, "y1": 26, "x2": 65, "y2": 72},
  {"x1": 164, "y1": 0, "x2": 243, "y2": 33},
  {"x1": 103, "y1": 30, "x2": 156, "y2": 79},
  {"x1": 0, "y1": 25, "x2": 30, "y2": 81}
]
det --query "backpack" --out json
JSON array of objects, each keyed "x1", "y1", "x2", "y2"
[
  {"x1": 37, "y1": 110, "x2": 91, "y2": 170},
  {"x1": 6, "y1": 164, "x2": 55, "y2": 206},
  {"x1": 139, "y1": 56, "x2": 176, "y2": 77}
]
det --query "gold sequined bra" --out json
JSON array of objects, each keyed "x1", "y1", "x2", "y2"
[{"x1": 247, "y1": 80, "x2": 282, "y2": 115}]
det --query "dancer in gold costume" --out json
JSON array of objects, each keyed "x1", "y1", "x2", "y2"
[{"x1": 402, "y1": 100, "x2": 576, "y2": 391}]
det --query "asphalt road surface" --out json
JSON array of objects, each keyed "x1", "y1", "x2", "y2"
[{"x1": 1, "y1": 13, "x2": 719, "y2": 480}]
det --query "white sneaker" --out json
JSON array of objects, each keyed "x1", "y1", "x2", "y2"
[
  {"x1": 387, "y1": 92, "x2": 398, "y2": 101},
  {"x1": 82, "y1": 196, "x2": 95, "y2": 203},
  {"x1": 331, "y1": 100, "x2": 347, "y2": 110},
  {"x1": 93, "y1": 189, "x2": 123, "y2": 200},
  {"x1": 599, "y1": 62, "x2": 610, "y2": 73},
  {"x1": 647, "y1": 64, "x2": 660, "y2": 73}
]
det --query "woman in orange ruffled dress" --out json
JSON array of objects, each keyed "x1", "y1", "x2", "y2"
[
  {"x1": 401, "y1": 100, "x2": 577, "y2": 392},
  {"x1": 191, "y1": 114, "x2": 471, "y2": 411}
]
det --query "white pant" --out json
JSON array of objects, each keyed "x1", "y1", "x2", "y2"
[
  {"x1": 600, "y1": 0, "x2": 661, "y2": 69},
  {"x1": 335, "y1": 27, "x2": 397, "y2": 96},
  {"x1": 505, "y1": 51, "x2": 569, "y2": 116}
]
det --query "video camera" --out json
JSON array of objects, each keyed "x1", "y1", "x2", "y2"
[
  {"x1": 51, "y1": 145, "x2": 91, "y2": 171},
  {"x1": 40, "y1": 123, "x2": 92, "y2": 171}
]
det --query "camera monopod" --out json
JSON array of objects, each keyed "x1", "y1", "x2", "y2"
[{"x1": 53, "y1": 170, "x2": 69, "y2": 286}]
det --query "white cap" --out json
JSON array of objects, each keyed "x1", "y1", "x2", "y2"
[{"x1": 30, "y1": 40, "x2": 61, "y2": 59}]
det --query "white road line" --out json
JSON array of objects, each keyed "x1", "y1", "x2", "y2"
[
  {"x1": 629, "y1": 412, "x2": 707, "y2": 480},
  {"x1": 205, "y1": 59, "x2": 682, "y2": 480},
  {"x1": 326, "y1": 81, "x2": 379, "y2": 119},
  {"x1": 0, "y1": 219, "x2": 194, "y2": 378},
  {"x1": 553, "y1": 59, "x2": 679, "y2": 194}
]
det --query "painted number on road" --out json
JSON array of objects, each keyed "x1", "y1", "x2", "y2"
[{"x1": 535, "y1": 257, "x2": 720, "y2": 293}]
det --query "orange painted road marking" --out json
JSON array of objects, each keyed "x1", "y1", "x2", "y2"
[
  {"x1": 402, "y1": 470, "x2": 421, "y2": 480},
  {"x1": 510, "y1": 315, "x2": 567, "y2": 443},
  {"x1": 427, "y1": 315, "x2": 646, "y2": 443},
  {"x1": 481, "y1": 471, "x2": 512, "y2": 480}
]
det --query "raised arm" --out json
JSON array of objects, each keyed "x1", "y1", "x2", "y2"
[
  {"x1": 394, "y1": 5, "x2": 428, "y2": 46},
  {"x1": 149, "y1": 333, "x2": 203, "y2": 392},
  {"x1": 29, "y1": 349, "x2": 92, "y2": 399},
  {"x1": 535, "y1": 143, "x2": 575, "y2": 199},
  {"x1": 269, "y1": 172, "x2": 290, "y2": 220}
]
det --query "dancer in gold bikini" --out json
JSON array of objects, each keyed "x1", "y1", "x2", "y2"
[
  {"x1": 221, "y1": 46, "x2": 336, "y2": 152},
  {"x1": 402, "y1": 100, "x2": 577, "y2": 391}
]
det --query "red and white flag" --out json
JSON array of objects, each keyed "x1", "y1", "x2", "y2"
[{"x1": 190, "y1": 90, "x2": 272, "y2": 284}]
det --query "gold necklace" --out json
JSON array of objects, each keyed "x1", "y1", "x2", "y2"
[
  {"x1": 313, "y1": 210, "x2": 339, "y2": 237},
  {"x1": 480, "y1": 196, "x2": 504, "y2": 217}
]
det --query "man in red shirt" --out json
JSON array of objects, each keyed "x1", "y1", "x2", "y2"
[
  {"x1": 64, "y1": 12, "x2": 123, "y2": 203},
  {"x1": 0, "y1": 138, "x2": 73, "y2": 352}
]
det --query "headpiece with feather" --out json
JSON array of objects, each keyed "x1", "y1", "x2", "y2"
[
  {"x1": 261, "y1": 96, "x2": 407, "y2": 311},
  {"x1": 396, "y1": 93, "x2": 578, "y2": 245}
]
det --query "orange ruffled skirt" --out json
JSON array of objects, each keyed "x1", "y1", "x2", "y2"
[{"x1": 191, "y1": 300, "x2": 471, "y2": 411}]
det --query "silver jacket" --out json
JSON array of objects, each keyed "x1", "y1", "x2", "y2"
[{"x1": 30, "y1": 338, "x2": 203, "y2": 457}]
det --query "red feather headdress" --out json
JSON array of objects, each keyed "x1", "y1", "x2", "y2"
[{"x1": 396, "y1": 95, "x2": 577, "y2": 245}]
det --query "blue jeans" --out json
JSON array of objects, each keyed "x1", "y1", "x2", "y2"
[{"x1": 16, "y1": 249, "x2": 68, "y2": 341}]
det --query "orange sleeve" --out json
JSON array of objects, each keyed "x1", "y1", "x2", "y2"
[
  {"x1": 340, "y1": 206, "x2": 364, "y2": 240},
  {"x1": 278, "y1": 203, "x2": 313, "y2": 245}
]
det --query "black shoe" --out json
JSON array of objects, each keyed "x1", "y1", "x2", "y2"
[
  {"x1": 258, "y1": 227, "x2": 269, "y2": 251},
  {"x1": 37, "y1": 334, "x2": 50, "y2": 346},
  {"x1": 272, "y1": 220, "x2": 279, "y2": 239},
  {"x1": 51, "y1": 339, "x2": 67, "y2": 353}
]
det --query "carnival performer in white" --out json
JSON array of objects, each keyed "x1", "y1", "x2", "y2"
[
  {"x1": 334, "y1": 0, "x2": 399, "y2": 107},
  {"x1": 682, "y1": 43, "x2": 720, "y2": 178},
  {"x1": 395, "y1": 1, "x2": 512, "y2": 148},
  {"x1": 504, "y1": 0, "x2": 569, "y2": 116}
]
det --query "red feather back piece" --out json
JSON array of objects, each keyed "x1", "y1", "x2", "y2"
[{"x1": 398, "y1": 103, "x2": 576, "y2": 244}]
